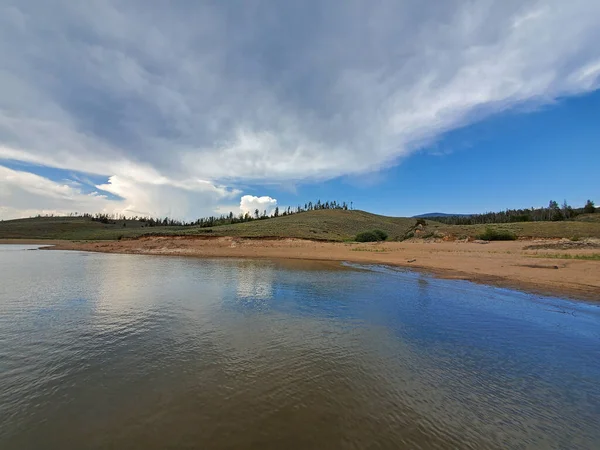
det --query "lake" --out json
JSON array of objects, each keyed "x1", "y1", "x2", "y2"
[{"x1": 0, "y1": 245, "x2": 599, "y2": 449}]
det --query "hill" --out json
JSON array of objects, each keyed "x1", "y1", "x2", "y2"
[
  {"x1": 429, "y1": 221, "x2": 600, "y2": 240},
  {"x1": 2, "y1": 210, "x2": 600, "y2": 242},
  {"x1": 413, "y1": 212, "x2": 472, "y2": 218},
  {"x1": 0, "y1": 210, "x2": 420, "y2": 242},
  {"x1": 0, "y1": 216, "x2": 167, "y2": 241}
]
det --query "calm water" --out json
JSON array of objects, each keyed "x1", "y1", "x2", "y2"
[{"x1": 0, "y1": 245, "x2": 599, "y2": 449}]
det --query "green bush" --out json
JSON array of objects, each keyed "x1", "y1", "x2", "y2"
[
  {"x1": 478, "y1": 227, "x2": 517, "y2": 241},
  {"x1": 355, "y1": 231, "x2": 382, "y2": 242},
  {"x1": 403, "y1": 231, "x2": 415, "y2": 240},
  {"x1": 372, "y1": 229, "x2": 388, "y2": 241}
]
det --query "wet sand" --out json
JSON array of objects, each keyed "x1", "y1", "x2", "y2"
[{"x1": 6, "y1": 236, "x2": 596, "y2": 302}]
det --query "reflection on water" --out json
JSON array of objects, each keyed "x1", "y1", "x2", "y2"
[
  {"x1": 0, "y1": 245, "x2": 599, "y2": 449},
  {"x1": 236, "y1": 260, "x2": 275, "y2": 300}
]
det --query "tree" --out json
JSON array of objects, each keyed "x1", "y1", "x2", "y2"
[
  {"x1": 561, "y1": 200, "x2": 574, "y2": 220},
  {"x1": 274, "y1": 207, "x2": 279, "y2": 217},
  {"x1": 254, "y1": 209, "x2": 259, "y2": 219},
  {"x1": 584, "y1": 199, "x2": 596, "y2": 214},
  {"x1": 548, "y1": 200, "x2": 562, "y2": 221}
]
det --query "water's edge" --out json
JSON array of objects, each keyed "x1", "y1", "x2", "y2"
[{"x1": 29, "y1": 241, "x2": 600, "y2": 304}]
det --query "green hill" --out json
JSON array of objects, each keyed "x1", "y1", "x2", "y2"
[
  {"x1": 1, "y1": 210, "x2": 600, "y2": 241},
  {"x1": 0, "y1": 210, "x2": 419, "y2": 241},
  {"x1": 430, "y1": 220, "x2": 600, "y2": 240},
  {"x1": 0, "y1": 216, "x2": 165, "y2": 240},
  {"x1": 179, "y1": 210, "x2": 419, "y2": 241},
  {"x1": 573, "y1": 213, "x2": 600, "y2": 223}
]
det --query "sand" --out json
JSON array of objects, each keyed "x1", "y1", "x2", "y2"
[{"x1": 7, "y1": 236, "x2": 595, "y2": 302}]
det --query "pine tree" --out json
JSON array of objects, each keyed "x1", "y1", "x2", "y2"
[{"x1": 584, "y1": 199, "x2": 596, "y2": 214}]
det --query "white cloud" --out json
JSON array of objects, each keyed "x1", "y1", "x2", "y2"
[
  {"x1": 0, "y1": 166, "x2": 114, "y2": 219},
  {"x1": 240, "y1": 195, "x2": 277, "y2": 217},
  {"x1": 0, "y1": 166, "x2": 239, "y2": 221},
  {"x1": 0, "y1": 0, "x2": 599, "y2": 217}
]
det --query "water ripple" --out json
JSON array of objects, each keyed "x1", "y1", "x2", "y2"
[{"x1": 1, "y1": 247, "x2": 599, "y2": 449}]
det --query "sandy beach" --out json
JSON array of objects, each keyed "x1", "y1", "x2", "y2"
[{"x1": 5, "y1": 236, "x2": 594, "y2": 302}]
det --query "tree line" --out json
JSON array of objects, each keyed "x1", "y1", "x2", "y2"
[
  {"x1": 63, "y1": 199, "x2": 353, "y2": 228},
  {"x1": 429, "y1": 200, "x2": 596, "y2": 225}
]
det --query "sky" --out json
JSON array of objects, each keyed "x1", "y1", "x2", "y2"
[{"x1": 1, "y1": 0, "x2": 599, "y2": 221}]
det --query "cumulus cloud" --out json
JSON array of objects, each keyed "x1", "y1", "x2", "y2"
[
  {"x1": 0, "y1": 166, "x2": 114, "y2": 219},
  {"x1": 240, "y1": 195, "x2": 278, "y2": 217},
  {"x1": 0, "y1": 166, "x2": 239, "y2": 221},
  {"x1": 1, "y1": 0, "x2": 600, "y2": 217}
]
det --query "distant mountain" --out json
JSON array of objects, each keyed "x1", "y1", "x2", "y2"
[{"x1": 413, "y1": 212, "x2": 472, "y2": 218}]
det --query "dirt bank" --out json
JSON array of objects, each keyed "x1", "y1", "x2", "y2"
[{"x1": 27, "y1": 236, "x2": 598, "y2": 302}]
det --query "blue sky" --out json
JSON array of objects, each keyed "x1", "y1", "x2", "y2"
[
  {"x1": 1, "y1": 1, "x2": 599, "y2": 220},
  {"x1": 271, "y1": 90, "x2": 600, "y2": 216}
]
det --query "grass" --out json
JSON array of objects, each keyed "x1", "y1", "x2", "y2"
[
  {"x1": 2, "y1": 210, "x2": 600, "y2": 242},
  {"x1": 0, "y1": 216, "x2": 168, "y2": 240},
  {"x1": 0, "y1": 210, "x2": 420, "y2": 242},
  {"x1": 573, "y1": 213, "x2": 600, "y2": 223},
  {"x1": 430, "y1": 220, "x2": 600, "y2": 240},
  {"x1": 530, "y1": 253, "x2": 600, "y2": 261},
  {"x1": 350, "y1": 247, "x2": 390, "y2": 252}
]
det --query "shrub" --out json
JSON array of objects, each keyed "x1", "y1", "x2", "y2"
[
  {"x1": 355, "y1": 229, "x2": 389, "y2": 242},
  {"x1": 355, "y1": 231, "x2": 381, "y2": 242},
  {"x1": 372, "y1": 229, "x2": 388, "y2": 241},
  {"x1": 478, "y1": 227, "x2": 517, "y2": 241}
]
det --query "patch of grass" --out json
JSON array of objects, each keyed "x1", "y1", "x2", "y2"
[
  {"x1": 350, "y1": 247, "x2": 389, "y2": 252},
  {"x1": 431, "y1": 220, "x2": 600, "y2": 240},
  {"x1": 478, "y1": 227, "x2": 517, "y2": 241},
  {"x1": 574, "y1": 213, "x2": 600, "y2": 223},
  {"x1": 531, "y1": 253, "x2": 600, "y2": 261}
]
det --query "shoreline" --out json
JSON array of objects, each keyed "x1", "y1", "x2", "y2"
[{"x1": 3, "y1": 237, "x2": 599, "y2": 302}]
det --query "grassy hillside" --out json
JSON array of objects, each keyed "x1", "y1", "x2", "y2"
[
  {"x1": 0, "y1": 216, "x2": 177, "y2": 240},
  {"x1": 179, "y1": 210, "x2": 418, "y2": 241},
  {"x1": 574, "y1": 213, "x2": 600, "y2": 223},
  {"x1": 2, "y1": 210, "x2": 600, "y2": 241},
  {"x1": 0, "y1": 210, "x2": 419, "y2": 241},
  {"x1": 431, "y1": 220, "x2": 600, "y2": 240}
]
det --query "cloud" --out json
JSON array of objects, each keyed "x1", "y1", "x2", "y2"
[
  {"x1": 0, "y1": 166, "x2": 240, "y2": 220},
  {"x1": 1, "y1": 0, "x2": 600, "y2": 217},
  {"x1": 0, "y1": 166, "x2": 114, "y2": 219},
  {"x1": 240, "y1": 195, "x2": 278, "y2": 216}
]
